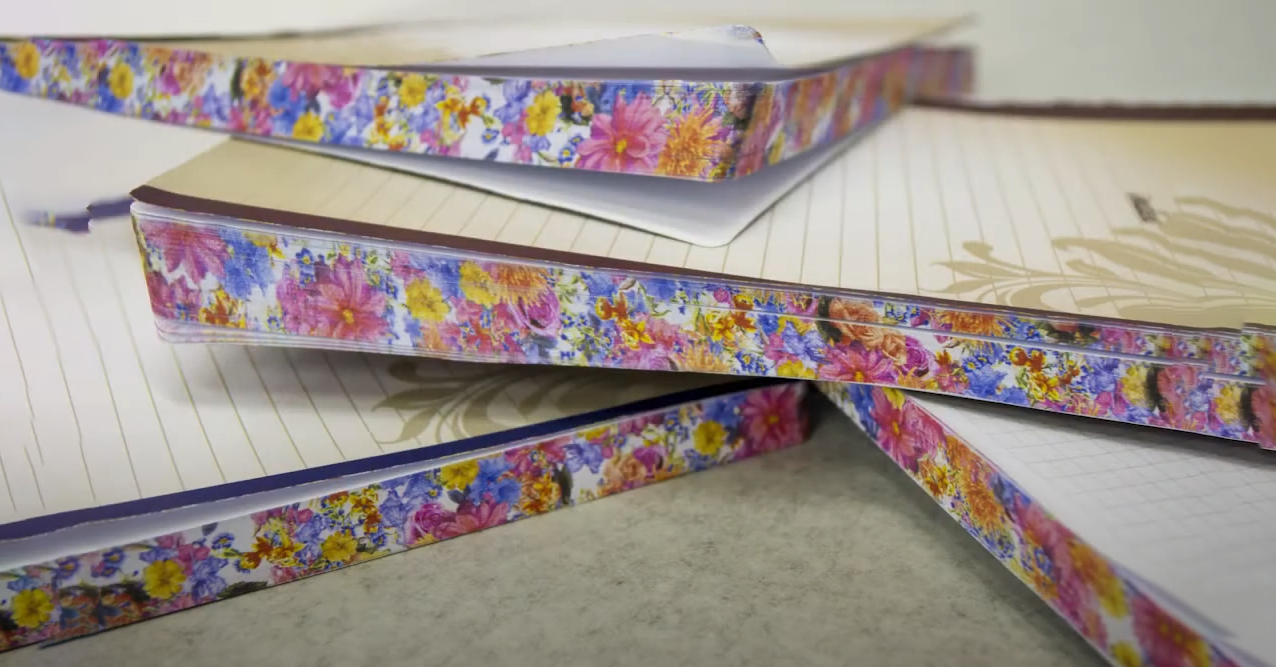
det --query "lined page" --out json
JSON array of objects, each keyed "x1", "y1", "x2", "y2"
[
  {"x1": 148, "y1": 109, "x2": 1276, "y2": 330},
  {"x1": 0, "y1": 196, "x2": 722, "y2": 527},
  {"x1": 916, "y1": 393, "x2": 1276, "y2": 664}
]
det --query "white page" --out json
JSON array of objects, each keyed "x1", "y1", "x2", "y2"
[
  {"x1": 250, "y1": 124, "x2": 865, "y2": 247},
  {"x1": 912, "y1": 393, "x2": 1276, "y2": 667}
]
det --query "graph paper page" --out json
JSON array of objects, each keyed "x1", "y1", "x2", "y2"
[{"x1": 916, "y1": 393, "x2": 1276, "y2": 665}]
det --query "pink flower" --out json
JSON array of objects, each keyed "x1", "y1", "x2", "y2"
[
  {"x1": 504, "y1": 291, "x2": 561, "y2": 338},
  {"x1": 868, "y1": 393, "x2": 939, "y2": 472},
  {"x1": 277, "y1": 256, "x2": 389, "y2": 342},
  {"x1": 1253, "y1": 387, "x2": 1276, "y2": 448},
  {"x1": 403, "y1": 503, "x2": 452, "y2": 545},
  {"x1": 140, "y1": 221, "x2": 226, "y2": 283},
  {"x1": 433, "y1": 501, "x2": 510, "y2": 539},
  {"x1": 1131, "y1": 593, "x2": 1211, "y2": 667},
  {"x1": 1155, "y1": 366, "x2": 1207, "y2": 430},
  {"x1": 280, "y1": 63, "x2": 357, "y2": 107},
  {"x1": 577, "y1": 93, "x2": 667, "y2": 174},
  {"x1": 145, "y1": 271, "x2": 200, "y2": 321},
  {"x1": 631, "y1": 446, "x2": 665, "y2": 472},
  {"x1": 740, "y1": 385, "x2": 804, "y2": 452},
  {"x1": 819, "y1": 346, "x2": 897, "y2": 384},
  {"x1": 618, "y1": 413, "x2": 665, "y2": 438},
  {"x1": 1015, "y1": 500, "x2": 1068, "y2": 556}
]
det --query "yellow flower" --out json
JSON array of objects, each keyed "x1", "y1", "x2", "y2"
[
  {"x1": 10, "y1": 589, "x2": 53, "y2": 629},
  {"x1": 143, "y1": 560, "x2": 187, "y2": 600},
  {"x1": 439, "y1": 460, "x2": 479, "y2": 490},
  {"x1": 292, "y1": 111, "x2": 325, "y2": 142},
  {"x1": 399, "y1": 74, "x2": 428, "y2": 107},
  {"x1": 775, "y1": 360, "x2": 817, "y2": 379},
  {"x1": 1069, "y1": 540, "x2": 1129, "y2": 617},
  {"x1": 1120, "y1": 366, "x2": 1152, "y2": 409},
  {"x1": 108, "y1": 63, "x2": 134, "y2": 101},
  {"x1": 14, "y1": 43, "x2": 41, "y2": 80},
  {"x1": 1110, "y1": 642, "x2": 1143, "y2": 667},
  {"x1": 882, "y1": 387, "x2": 907, "y2": 409},
  {"x1": 321, "y1": 533, "x2": 359, "y2": 563},
  {"x1": 405, "y1": 278, "x2": 450, "y2": 322},
  {"x1": 524, "y1": 90, "x2": 561, "y2": 136},
  {"x1": 520, "y1": 473, "x2": 561, "y2": 515},
  {"x1": 692, "y1": 421, "x2": 727, "y2": 457},
  {"x1": 1216, "y1": 383, "x2": 1242, "y2": 426},
  {"x1": 458, "y1": 261, "x2": 498, "y2": 307}
]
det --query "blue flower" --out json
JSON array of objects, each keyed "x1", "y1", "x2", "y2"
[
  {"x1": 189, "y1": 557, "x2": 228, "y2": 601},
  {"x1": 493, "y1": 80, "x2": 532, "y2": 124},
  {"x1": 5, "y1": 576, "x2": 38, "y2": 593},
  {"x1": 469, "y1": 457, "x2": 515, "y2": 506},
  {"x1": 0, "y1": 60, "x2": 28, "y2": 94},
  {"x1": 557, "y1": 146, "x2": 575, "y2": 164},
  {"x1": 967, "y1": 367, "x2": 1007, "y2": 399},
  {"x1": 378, "y1": 488, "x2": 411, "y2": 528},
  {"x1": 221, "y1": 231, "x2": 274, "y2": 299},
  {"x1": 705, "y1": 395, "x2": 742, "y2": 425},
  {"x1": 211, "y1": 533, "x2": 234, "y2": 550},
  {"x1": 54, "y1": 557, "x2": 80, "y2": 583},
  {"x1": 591, "y1": 82, "x2": 655, "y2": 115},
  {"x1": 778, "y1": 324, "x2": 825, "y2": 364},
  {"x1": 1081, "y1": 357, "x2": 1122, "y2": 394},
  {"x1": 563, "y1": 443, "x2": 606, "y2": 474},
  {"x1": 1000, "y1": 387, "x2": 1030, "y2": 406}
]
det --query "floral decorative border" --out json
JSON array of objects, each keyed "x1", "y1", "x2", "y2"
[
  {"x1": 0, "y1": 35, "x2": 971, "y2": 181},
  {"x1": 820, "y1": 381, "x2": 1248, "y2": 667},
  {"x1": 131, "y1": 214, "x2": 1271, "y2": 448},
  {"x1": 0, "y1": 381, "x2": 809, "y2": 653}
]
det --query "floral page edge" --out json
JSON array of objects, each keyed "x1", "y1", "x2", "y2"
[
  {"x1": 0, "y1": 382, "x2": 809, "y2": 653},
  {"x1": 132, "y1": 215, "x2": 1270, "y2": 447},
  {"x1": 820, "y1": 381, "x2": 1247, "y2": 667},
  {"x1": 0, "y1": 37, "x2": 971, "y2": 181}
]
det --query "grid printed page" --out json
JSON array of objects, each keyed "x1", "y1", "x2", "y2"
[
  {"x1": 916, "y1": 393, "x2": 1276, "y2": 664},
  {"x1": 147, "y1": 109, "x2": 1276, "y2": 331}
]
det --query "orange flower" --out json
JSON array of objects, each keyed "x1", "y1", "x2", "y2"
[
  {"x1": 489, "y1": 265, "x2": 550, "y2": 303},
  {"x1": 520, "y1": 473, "x2": 562, "y2": 515},
  {"x1": 1010, "y1": 348, "x2": 1048, "y2": 373},
  {"x1": 198, "y1": 289, "x2": 246, "y2": 328},
  {"x1": 824, "y1": 298, "x2": 907, "y2": 361},
  {"x1": 657, "y1": 105, "x2": 726, "y2": 178},
  {"x1": 934, "y1": 310, "x2": 1008, "y2": 338}
]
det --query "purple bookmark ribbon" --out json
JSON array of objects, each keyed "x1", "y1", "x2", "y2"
[{"x1": 30, "y1": 196, "x2": 133, "y2": 233}]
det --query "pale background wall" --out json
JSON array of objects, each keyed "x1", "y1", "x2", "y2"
[{"x1": 1, "y1": 0, "x2": 1273, "y2": 103}]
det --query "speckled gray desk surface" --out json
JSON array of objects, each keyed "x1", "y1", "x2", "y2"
[{"x1": 0, "y1": 402, "x2": 1103, "y2": 667}]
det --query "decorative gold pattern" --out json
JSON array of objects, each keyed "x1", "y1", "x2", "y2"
[{"x1": 935, "y1": 196, "x2": 1276, "y2": 330}]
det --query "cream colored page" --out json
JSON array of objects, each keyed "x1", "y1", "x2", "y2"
[
  {"x1": 147, "y1": 110, "x2": 1276, "y2": 330},
  {"x1": 0, "y1": 191, "x2": 717, "y2": 526},
  {"x1": 915, "y1": 393, "x2": 1276, "y2": 665}
]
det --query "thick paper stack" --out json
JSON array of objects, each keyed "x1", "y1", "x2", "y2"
[{"x1": 4, "y1": 15, "x2": 1275, "y2": 667}]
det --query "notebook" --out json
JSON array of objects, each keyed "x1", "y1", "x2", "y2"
[
  {"x1": 0, "y1": 134, "x2": 810, "y2": 652},
  {"x1": 0, "y1": 19, "x2": 973, "y2": 245},
  {"x1": 117, "y1": 98, "x2": 1276, "y2": 448},
  {"x1": 821, "y1": 381, "x2": 1276, "y2": 667}
]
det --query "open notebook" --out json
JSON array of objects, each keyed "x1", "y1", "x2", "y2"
[
  {"x1": 123, "y1": 103, "x2": 1276, "y2": 447},
  {"x1": 0, "y1": 149, "x2": 809, "y2": 651},
  {"x1": 822, "y1": 382, "x2": 1276, "y2": 667},
  {"x1": 0, "y1": 19, "x2": 973, "y2": 245}
]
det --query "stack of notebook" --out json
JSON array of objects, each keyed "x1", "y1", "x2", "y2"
[{"x1": 2, "y1": 15, "x2": 1274, "y2": 667}]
